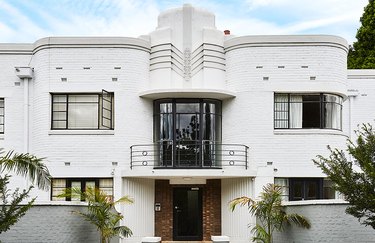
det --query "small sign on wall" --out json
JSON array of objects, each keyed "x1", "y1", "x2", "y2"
[{"x1": 155, "y1": 203, "x2": 161, "y2": 212}]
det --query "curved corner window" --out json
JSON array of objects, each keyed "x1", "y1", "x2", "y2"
[
  {"x1": 274, "y1": 93, "x2": 342, "y2": 130},
  {"x1": 154, "y1": 99, "x2": 222, "y2": 168}
]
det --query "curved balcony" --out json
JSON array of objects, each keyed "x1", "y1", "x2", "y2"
[{"x1": 130, "y1": 140, "x2": 249, "y2": 170}]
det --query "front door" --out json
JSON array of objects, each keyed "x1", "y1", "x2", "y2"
[{"x1": 173, "y1": 187, "x2": 203, "y2": 241}]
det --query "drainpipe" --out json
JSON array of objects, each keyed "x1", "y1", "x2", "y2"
[
  {"x1": 15, "y1": 67, "x2": 33, "y2": 154},
  {"x1": 347, "y1": 89, "x2": 358, "y2": 141}
]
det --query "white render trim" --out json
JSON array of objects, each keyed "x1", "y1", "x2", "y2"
[
  {"x1": 14, "y1": 201, "x2": 88, "y2": 206},
  {"x1": 273, "y1": 129, "x2": 348, "y2": 137},
  {"x1": 282, "y1": 199, "x2": 348, "y2": 206},
  {"x1": 139, "y1": 89, "x2": 236, "y2": 99},
  {"x1": 0, "y1": 43, "x2": 33, "y2": 55},
  {"x1": 122, "y1": 168, "x2": 257, "y2": 178},
  {"x1": 348, "y1": 69, "x2": 375, "y2": 79},
  {"x1": 48, "y1": 130, "x2": 115, "y2": 135},
  {"x1": 224, "y1": 35, "x2": 348, "y2": 52},
  {"x1": 33, "y1": 37, "x2": 151, "y2": 53}
]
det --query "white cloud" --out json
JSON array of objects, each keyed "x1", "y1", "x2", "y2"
[
  {"x1": 0, "y1": 0, "x2": 369, "y2": 44},
  {"x1": 246, "y1": 0, "x2": 288, "y2": 9}
]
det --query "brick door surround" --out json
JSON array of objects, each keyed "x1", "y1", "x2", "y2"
[{"x1": 155, "y1": 179, "x2": 221, "y2": 241}]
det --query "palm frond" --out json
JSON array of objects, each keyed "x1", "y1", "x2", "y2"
[
  {"x1": 284, "y1": 213, "x2": 311, "y2": 229},
  {"x1": 229, "y1": 196, "x2": 256, "y2": 211},
  {"x1": 251, "y1": 224, "x2": 269, "y2": 243},
  {"x1": 114, "y1": 196, "x2": 134, "y2": 205},
  {"x1": 113, "y1": 225, "x2": 133, "y2": 238},
  {"x1": 0, "y1": 150, "x2": 51, "y2": 190}
]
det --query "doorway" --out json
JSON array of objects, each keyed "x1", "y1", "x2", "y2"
[{"x1": 173, "y1": 187, "x2": 203, "y2": 241}]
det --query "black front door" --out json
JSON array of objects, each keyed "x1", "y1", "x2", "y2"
[{"x1": 173, "y1": 187, "x2": 203, "y2": 241}]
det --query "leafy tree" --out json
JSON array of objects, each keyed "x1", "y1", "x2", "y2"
[
  {"x1": 0, "y1": 149, "x2": 51, "y2": 233},
  {"x1": 314, "y1": 124, "x2": 375, "y2": 229},
  {"x1": 59, "y1": 187, "x2": 133, "y2": 243},
  {"x1": 348, "y1": 0, "x2": 375, "y2": 69},
  {"x1": 230, "y1": 184, "x2": 311, "y2": 243}
]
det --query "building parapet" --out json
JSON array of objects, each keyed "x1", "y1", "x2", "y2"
[{"x1": 224, "y1": 35, "x2": 348, "y2": 52}]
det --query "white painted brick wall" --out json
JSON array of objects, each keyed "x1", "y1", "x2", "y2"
[
  {"x1": 224, "y1": 44, "x2": 348, "y2": 189},
  {"x1": 26, "y1": 47, "x2": 151, "y2": 200}
]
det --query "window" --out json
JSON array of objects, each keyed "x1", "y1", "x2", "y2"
[
  {"x1": 275, "y1": 178, "x2": 336, "y2": 201},
  {"x1": 154, "y1": 99, "x2": 222, "y2": 167},
  {"x1": 274, "y1": 93, "x2": 342, "y2": 130},
  {"x1": 289, "y1": 178, "x2": 322, "y2": 201},
  {"x1": 51, "y1": 178, "x2": 113, "y2": 201},
  {"x1": 0, "y1": 98, "x2": 3, "y2": 134},
  {"x1": 51, "y1": 90, "x2": 113, "y2": 130}
]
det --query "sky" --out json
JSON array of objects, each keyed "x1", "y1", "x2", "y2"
[{"x1": 0, "y1": 0, "x2": 369, "y2": 44}]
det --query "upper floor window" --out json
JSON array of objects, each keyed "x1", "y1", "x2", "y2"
[
  {"x1": 0, "y1": 98, "x2": 4, "y2": 134},
  {"x1": 51, "y1": 90, "x2": 114, "y2": 130},
  {"x1": 51, "y1": 178, "x2": 113, "y2": 201},
  {"x1": 274, "y1": 93, "x2": 342, "y2": 130},
  {"x1": 154, "y1": 99, "x2": 222, "y2": 168}
]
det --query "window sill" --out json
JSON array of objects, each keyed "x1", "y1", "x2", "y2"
[
  {"x1": 274, "y1": 129, "x2": 346, "y2": 136},
  {"x1": 48, "y1": 130, "x2": 115, "y2": 135},
  {"x1": 282, "y1": 199, "x2": 348, "y2": 206}
]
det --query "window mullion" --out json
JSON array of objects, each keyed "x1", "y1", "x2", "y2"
[
  {"x1": 320, "y1": 93, "x2": 324, "y2": 129},
  {"x1": 65, "y1": 95, "x2": 69, "y2": 129},
  {"x1": 288, "y1": 94, "x2": 290, "y2": 129},
  {"x1": 98, "y1": 94, "x2": 100, "y2": 129}
]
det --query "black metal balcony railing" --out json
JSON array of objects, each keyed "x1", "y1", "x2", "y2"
[{"x1": 130, "y1": 140, "x2": 249, "y2": 169}]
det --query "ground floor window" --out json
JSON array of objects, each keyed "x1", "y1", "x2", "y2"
[
  {"x1": 275, "y1": 178, "x2": 336, "y2": 201},
  {"x1": 51, "y1": 178, "x2": 113, "y2": 201}
]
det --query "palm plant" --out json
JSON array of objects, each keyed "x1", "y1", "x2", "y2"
[
  {"x1": 230, "y1": 183, "x2": 311, "y2": 243},
  {"x1": 60, "y1": 187, "x2": 133, "y2": 243},
  {"x1": 0, "y1": 149, "x2": 51, "y2": 190},
  {"x1": 0, "y1": 149, "x2": 51, "y2": 233}
]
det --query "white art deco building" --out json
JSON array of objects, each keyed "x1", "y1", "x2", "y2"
[{"x1": 1, "y1": 4, "x2": 375, "y2": 243}]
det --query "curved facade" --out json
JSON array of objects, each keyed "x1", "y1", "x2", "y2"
[{"x1": 1, "y1": 4, "x2": 374, "y2": 243}]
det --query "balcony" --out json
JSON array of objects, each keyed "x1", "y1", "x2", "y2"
[{"x1": 130, "y1": 140, "x2": 249, "y2": 169}]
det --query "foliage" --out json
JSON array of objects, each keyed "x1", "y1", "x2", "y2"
[
  {"x1": 314, "y1": 124, "x2": 375, "y2": 229},
  {"x1": 0, "y1": 149, "x2": 51, "y2": 234},
  {"x1": 348, "y1": 0, "x2": 375, "y2": 69},
  {"x1": 230, "y1": 184, "x2": 311, "y2": 243},
  {"x1": 0, "y1": 175, "x2": 35, "y2": 234},
  {"x1": 59, "y1": 187, "x2": 133, "y2": 243},
  {"x1": 0, "y1": 149, "x2": 51, "y2": 190}
]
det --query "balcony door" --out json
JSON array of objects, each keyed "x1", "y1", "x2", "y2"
[{"x1": 154, "y1": 99, "x2": 221, "y2": 168}]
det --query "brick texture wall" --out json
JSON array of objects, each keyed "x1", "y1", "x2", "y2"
[
  {"x1": 0, "y1": 205, "x2": 100, "y2": 243},
  {"x1": 273, "y1": 203, "x2": 375, "y2": 243},
  {"x1": 154, "y1": 179, "x2": 221, "y2": 241}
]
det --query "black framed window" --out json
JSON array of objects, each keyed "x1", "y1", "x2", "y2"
[
  {"x1": 289, "y1": 178, "x2": 323, "y2": 201},
  {"x1": 154, "y1": 99, "x2": 222, "y2": 168},
  {"x1": 51, "y1": 178, "x2": 113, "y2": 201},
  {"x1": 0, "y1": 98, "x2": 4, "y2": 134},
  {"x1": 274, "y1": 93, "x2": 342, "y2": 130},
  {"x1": 51, "y1": 90, "x2": 114, "y2": 130}
]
